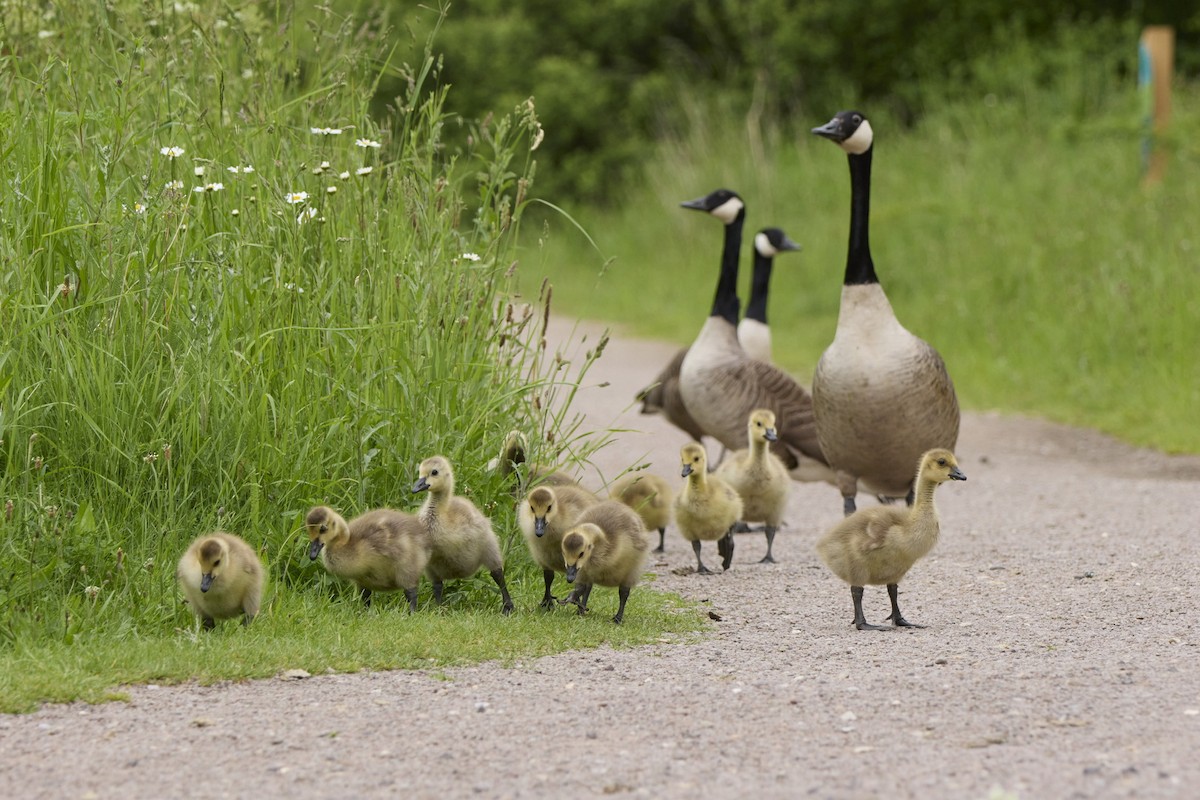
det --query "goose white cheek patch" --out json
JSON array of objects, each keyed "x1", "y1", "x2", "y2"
[
  {"x1": 711, "y1": 197, "x2": 745, "y2": 224},
  {"x1": 840, "y1": 120, "x2": 874, "y2": 155},
  {"x1": 754, "y1": 232, "x2": 778, "y2": 257}
]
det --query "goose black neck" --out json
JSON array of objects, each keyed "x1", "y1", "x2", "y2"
[
  {"x1": 744, "y1": 250, "x2": 772, "y2": 324},
  {"x1": 709, "y1": 210, "x2": 745, "y2": 324},
  {"x1": 843, "y1": 147, "x2": 878, "y2": 286}
]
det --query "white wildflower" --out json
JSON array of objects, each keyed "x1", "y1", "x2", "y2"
[
  {"x1": 283, "y1": 282, "x2": 306, "y2": 294},
  {"x1": 355, "y1": 166, "x2": 373, "y2": 176},
  {"x1": 193, "y1": 165, "x2": 205, "y2": 177},
  {"x1": 133, "y1": 203, "x2": 146, "y2": 215},
  {"x1": 531, "y1": 125, "x2": 545, "y2": 151},
  {"x1": 297, "y1": 207, "x2": 318, "y2": 224},
  {"x1": 326, "y1": 186, "x2": 337, "y2": 194},
  {"x1": 206, "y1": 182, "x2": 224, "y2": 192},
  {"x1": 160, "y1": 146, "x2": 185, "y2": 159},
  {"x1": 310, "y1": 127, "x2": 343, "y2": 136},
  {"x1": 165, "y1": 179, "x2": 184, "y2": 190},
  {"x1": 231, "y1": 209, "x2": 240, "y2": 216},
  {"x1": 355, "y1": 138, "x2": 381, "y2": 149},
  {"x1": 38, "y1": 30, "x2": 55, "y2": 40},
  {"x1": 285, "y1": 191, "x2": 309, "y2": 205},
  {"x1": 338, "y1": 171, "x2": 350, "y2": 180},
  {"x1": 192, "y1": 186, "x2": 206, "y2": 193},
  {"x1": 84, "y1": 585, "x2": 101, "y2": 600},
  {"x1": 461, "y1": 252, "x2": 481, "y2": 262},
  {"x1": 227, "y1": 165, "x2": 254, "y2": 174}
]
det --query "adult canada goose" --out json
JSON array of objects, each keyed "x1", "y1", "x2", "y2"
[
  {"x1": 177, "y1": 532, "x2": 264, "y2": 629},
  {"x1": 716, "y1": 409, "x2": 790, "y2": 563},
  {"x1": 305, "y1": 506, "x2": 430, "y2": 611},
  {"x1": 517, "y1": 484, "x2": 601, "y2": 608},
  {"x1": 738, "y1": 228, "x2": 802, "y2": 363},
  {"x1": 815, "y1": 448, "x2": 965, "y2": 630},
  {"x1": 638, "y1": 226, "x2": 801, "y2": 446},
  {"x1": 413, "y1": 455, "x2": 514, "y2": 614},
  {"x1": 609, "y1": 471, "x2": 674, "y2": 553},
  {"x1": 811, "y1": 110, "x2": 960, "y2": 515},
  {"x1": 676, "y1": 189, "x2": 833, "y2": 484},
  {"x1": 487, "y1": 430, "x2": 578, "y2": 496},
  {"x1": 560, "y1": 501, "x2": 651, "y2": 624},
  {"x1": 673, "y1": 442, "x2": 743, "y2": 574}
]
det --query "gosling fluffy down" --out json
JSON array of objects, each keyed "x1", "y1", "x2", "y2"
[
  {"x1": 414, "y1": 455, "x2": 514, "y2": 614},
  {"x1": 816, "y1": 448, "x2": 966, "y2": 630},
  {"x1": 610, "y1": 472, "x2": 674, "y2": 553},
  {"x1": 716, "y1": 409, "x2": 790, "y2": 563},
  {"x1": 488, "y1": 430, "x2": 579, "y2": 495},
  {"x1": 560, "y1": 501, "x2": 651, "y2": 624},
  {"x1": 673, "y1": 442, "x2": 743, "y2": 574},
  {"x1": 177, "y1": 532, "x2": 264, "y2": 629},
  {"x1": 517, "y1": 484, "x2": 601, "y2": 608},
  {"x1": 306, "y1": 505, "x2": 431, "y2": 611}
]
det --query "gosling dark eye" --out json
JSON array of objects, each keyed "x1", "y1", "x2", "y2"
[
  {"x1": 213, "y1": 559, "x2": 221, "y2": 567},
  {"x1": 431, "y1": 469, "x2": 439, "y2": 476},
  {"x1": 937, "y1": 459, "x2": 946, "y2": 466}
]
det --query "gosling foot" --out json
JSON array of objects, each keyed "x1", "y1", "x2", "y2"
[
  {"x1": 717, "y1": 530, "x2": 734, "y2": 570},
  {"x1": 886, "y1": 584, "x2": 922, "y2": 629}
]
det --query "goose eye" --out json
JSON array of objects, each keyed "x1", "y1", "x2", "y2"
[
  {"x1": 431, "y1": 469, "x2": 439, "y2": 476},
  {"x1": 937, "y1": 458, "x2": 946, "y2": 466},
  {"x1": 213, "y1": 559, "x2": 221, "y2": 567}
]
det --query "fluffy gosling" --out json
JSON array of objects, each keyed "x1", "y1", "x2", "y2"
[
  {"x1": 716, "y1": 409, "x2": 790, "y2": 563},
  {"x1": 815, "y1": 448, "x2": 966, "y2": 630},
  {"x1": 517, "y1": 484, "x2": 601, "y2": 608},
  {"x1": 560, "y1": 501, "x2": 651, "y2": 624},
  {"x1": 177, "y1": 532, "x2": 264, "y2": 629},
  {"x1": 610, "y1": 471, "x2": 674, "y2": 553},
  {"x1": 414, "y1": 455, "x2": 514, "y2": 614},
  {"x1": 673, "y1": 442, "x2": 743, "y2": 574},
  {"x1": 306, "y1": 506, "x2": 431, "y2": 611}
]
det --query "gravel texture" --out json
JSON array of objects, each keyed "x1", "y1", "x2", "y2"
[{"x1": 2, "y1": 319, "x2": 1199, "y2": 799}]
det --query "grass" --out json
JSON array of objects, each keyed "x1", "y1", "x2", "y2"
[
  {"x1": 521, "y1": 87, "x2": 1200, "y2": 454},
  {"x1": 0, "y1": 0, "x2": 704, "y2": 711}
]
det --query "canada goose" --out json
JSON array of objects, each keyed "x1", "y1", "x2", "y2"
[
  {"x1": 811, "y1": 110, "x2": 961, "y2": 515},
  {"x1": 609, "y1": 471, "x2": 674, "y2": 553},
  {"x1": 672, "y1": 442, "x2": 743, "y2": 573},
  {"x1": 716, "y1": 409, "x2": 790, "y2": 563},
  {"x1": 413, "y1": 455, "x2": 514, "y2": 614},
  {"x1": 177, "y1": 532, "x2": 263, "y2": 629},
  {"x1": 488, "y1": 429, "x2": 578, "y2": 495},
  {"x1": 305, "y1": 506, "x2": 430, "y2": 611},
  {"x1": 676, "y1": 188, "x2": 834, "y2": 484},
  {"x1": 560, "y1": 501, "x2": 650, "y2": 623},
  {"x1": 815, "y1": 448, "x2": 966, "y2": 630},
  {"x1": 517, "y1": 484, "x2": 601, "y2": 608},
  {"x1": 737, "y1": 228, "x2": 802, "y2": 363}
]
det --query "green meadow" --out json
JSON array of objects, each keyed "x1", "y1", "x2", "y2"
[{"x1": 524, "y1": 93, "x2": 1200, "y2": 454}]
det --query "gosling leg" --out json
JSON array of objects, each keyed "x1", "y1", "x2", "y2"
[
  {"x1": 431, "y1": 581, "x2": 444, "y2": 606},
  {"x1": 201, "y1": 617, "x2": 215, "y2": 631},
  {"x1": 759, "y1": 525, "x2": 777, "y2": 564},
  {"x1": 490, "y1": 568, "x2": 515, "y2": 615},
  {"x1": 843, "y1": 496, "x2": 857, "y2": 516},
  {"x1": 692, "y1": 540, "x2": 712, "y2": 574},
  {"x1": 718, "y1": 528, "x2": 735, "y2": 570},
  {"x1": 360, "y1": 588, "x2": 373, "y2": 608},
  {"x1": 851, "y1": 586, "x2": 888, "y2": 631},
  {"x1": 539, "y1": 568, "x2": 557, "y2": 609},
  {"x1": 653, "y1": 527, "x2": 666, "y2": 553},
  {"x1": 613, "y1": 586, "x2": 631, "y2": 624},
  {"x1": 574, "y1": 584, "x2": 593, "y2": 616},
  {"x1": 887, "y1": 583, "x2": 923, "y2": 628},
  {"x1": 404, "y1": 587, "x2": 419, "y2": 613}
]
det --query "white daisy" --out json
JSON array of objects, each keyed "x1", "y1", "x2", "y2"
[
  {"x1": 165, "y1": 179, "x2": 184, "y2": 190},
  {"x1": 355, "y1": 138, "x2": 381, "y2": 149},
  {"x1": 285, "y1": 191, "x2": 309, "y2": 205},
  {"x1": 461, "y1": 252, "x2": 481, "y2": 262},
  {"x1": 160, "y1": 146, "x2": 185, "y2": 159},
  {"x1": 193, "y1": 165, "x2": 205, "y2": 177},
  {"x1": 297, "y1": 207, "x2": 319, "y2": 224},
  {"x1": 355, "y1": 166, "x2": 373, "y2": 176},
  {"x1": 338, "y1": 171, "x2": 350, "y2": 180},
  {"x1": 310, "y1": 126, "x2": 343, "y2": 135},
  {"x1": 326, "y1": 186, "x2": 337, "y2": 194}
]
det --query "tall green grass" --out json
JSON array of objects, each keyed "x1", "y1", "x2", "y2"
[
  {"x1": 523, "y1": 84, "x2": 1200, "y2": 453},
  {"x1": 0, "y1": 1, "x2": 702, "y2": 709}
]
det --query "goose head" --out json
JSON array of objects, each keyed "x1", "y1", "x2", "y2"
[
  {"x1": 754, "y1": 228, "x2": 802, "y2": 257},
  {"x1": 918, "y1": 449, "x2": 967, "y2": 484},
  {"x1": 305, "y1": 505, "x2": 348, "y2": 560},
  {"x1": 526, "y1": 486, "x2": 558, "y2": 537},
  {"x1": 812, "y1": 110, "x2": 874, "y2": 155},
  {"x1": 679, "y1": 442, "x2": 709, "y2": 477},
  {"x1": 196, "y1": 537, "x2": 230, "y2": 592},
  {"x1": 413, "y1": 455, "x2": 455, "y2": 495},
  {"x1": 747, "y1": 408, "x2": 779, "y2": 444},
  {"x1": 680, "y1": 188, "x2": 745, "y2": 225},
  {"x1": 561, "y1": 523, "x2": 600, "y2": 582}
]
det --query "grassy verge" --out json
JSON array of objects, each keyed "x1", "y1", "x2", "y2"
[{"x1": 522, "y1": 90, "x2": 1200, "y2": 453}]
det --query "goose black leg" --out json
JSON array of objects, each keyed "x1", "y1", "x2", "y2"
[
  {"x1": 361, "y1": 588, "x2": 373, "y2": 608},
  {"x1": 654, "y1": 527, "x2": 666, "y2": 553},
  {"x1": 718, "y1": 528, "x2": 735, "y2": 570},
  {"x1": 692, "y1": 540, "x2": 712, "y2": 574},
  {"x1": 613, "y1": 586, "x2": 631, "y2": 624},
  {"x1": 731, "y1": 521, "x2": 752, "y2": 534},
  {"x1": 843, "y1": 496, "x2": 857, "y2": 516},
  {"x1": 539, "y1": 568, "x2": 557, "y2": 609},
  {"x1": 404, "y1": 587, "x2": 419, "y2": 613},
  {"x1": 759, "y1": 525, "x2": 777, "y2": 563},
  {"x1": 887, "y1": 583, "x2": 923, "y2": 628},
  {"x1": 490, "y1": 568, "x2": 515, "y2": 615},
  {"x1": 851, "y1": 586, "x2": 888, "y2": 631}
]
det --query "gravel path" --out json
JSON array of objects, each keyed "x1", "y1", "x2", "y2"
[{"x1": 3, "y1": 319, "x2": 1199, "y2": 799}]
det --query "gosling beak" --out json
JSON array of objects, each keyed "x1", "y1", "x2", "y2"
[
  {"x1": 764, "y1": 428, "x2": 778, "y2": 442},
  {"x1": 308, "y1": 539, "x2": 324, "y2": 561},
  {"x1": 200, "y1": 572, "x2": 214, "y2": 593},
  {"x1": 412, "y1": 476, "x2": 430, "y2": 493},
  {"x1": 680, "y1": 464, "x2": 693, "y2": 478},
  {"x1": 565, "y1": 565, "x2": 578, "y2": 583},
  {"x1": 534, "y1": 517, "x2": 547, "y2": 538},
  {"x1": 949, "y1": 466, "x2": 967, "y2": 481},
  {"x1": 811, "y1": 116, "x2": 846, "y2": 142}
]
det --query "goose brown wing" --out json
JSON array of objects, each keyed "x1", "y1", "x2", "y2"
[
  {"x1": 744, "y1": 359, "x2": 828, "y2": 468},
  {"x1": 640, "y1": 348, "x2": 707, "y2": 441}
]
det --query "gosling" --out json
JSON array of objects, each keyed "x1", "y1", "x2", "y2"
[
  {"x1": 414, "y1": 455, "x2": 514, "y2": 614},
  {"x1": 517, "y1": 484, "x2": 601, "y2": 608},
  {"x1": 717, "y1": 409, "x2": 790, "y2": 563},
  {"x1": 177, "y1": 532, "x2": 264, "y2": 629},
  {"x1": 560, "y1": 501, "x2": 651, "y2": 624},
  {"x1": 306, "y1": 505, "x2": 430, "y2": 612},
  {"x1": 610, "y1": 472, "x2": 674, "y2": 553},
  {"x1": 815, "y1": 448, "x2": 966, "y2": 630},
  {"x1": 673, "y1": 442, "x2": 743, "y2": 574},
  {"x1": 489, "y1": 429, "x2": 578, "y2": 495}
]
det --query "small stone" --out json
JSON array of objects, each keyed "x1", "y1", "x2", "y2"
[{"x1": 279, "y1": 669, "x2": 311, "y2": 680}]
